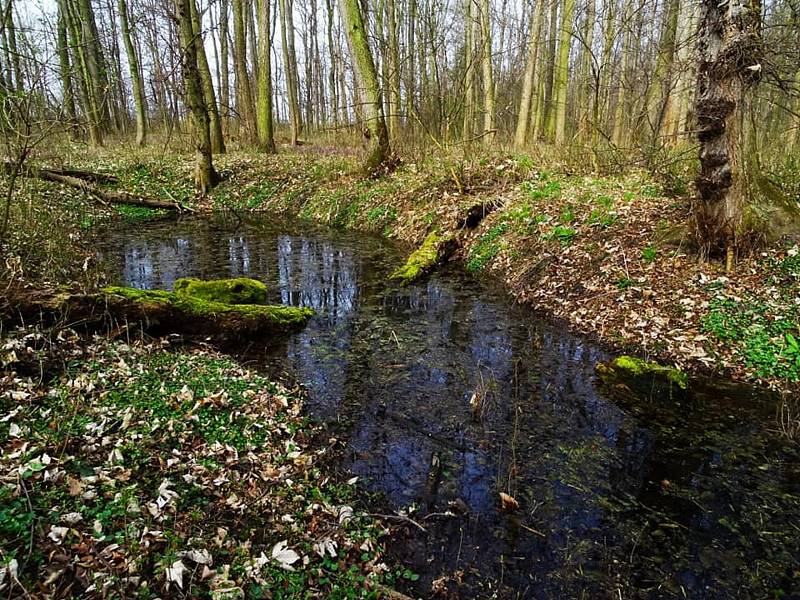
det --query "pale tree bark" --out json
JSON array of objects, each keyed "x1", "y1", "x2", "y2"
[
  {"x1": 64, "y1": 0, "x2": 104, "y2": 146},
  {"x1": 611, "y1": 0, "x2": 633, "y2": 146},
  {"x1": 256, "y1": 0, "x2": 275, "y2": 151},
  {"x1": 56, "y1": 0, "x2": 78, "y2": 138},
  {"x1": 278, "y1": 0, "x2": 301, "y2": 144},
  {"x1": 695, "y1": 0, "x2": 762, "y2": 259},
  {"x1": 479, "y1": 0, "x2": 495, "y2": 143},
  {"x1": 644, "y1": 0, "x2": 679, "y2": 144},
  {"x1": 190, "y1": 0, "x2": 226, "y2": 153},
  {"x1": 462, "y1": 0, "x2": 476, "y2": 144},
  {"x1": 386, "y1": 0, "x2": 401, "y2": 137},
  {"x1": 176, "y1": 0, "x2": 219, "y2": 191},
  {"x1": 553, "y1": 0, "x2": 576, "y2": 145},
  {"x1": 324, "y1": 0, "x2": 338, "y2": 124},
  {"x1": 338, "y1": 0, "x2": 390, "y2": 173},
  {"x1": 3, "y1": 0, "x2": 22, "y2": 92},
  {"x1": 118, "y1": 0, "x2": 147, "y2": 146},
  {"x1": 514, "y1": 0, "x2": 546, "y2": 148},
  {"x1": 666, "y1": 0, "x2": 698, "y2": 143},
  {"x1": 541, "y1": 0, "x2": 558, "y2": 139},
  {"x1": 219, "y1": 0, "x2": 231, "y2": 133},
  {"x1": 232, "y1": 0, "x2": 256, "y2": 143}
]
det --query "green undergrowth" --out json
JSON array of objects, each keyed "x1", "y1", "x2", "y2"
[
  {"x1": 0, "y1": 332, "x2": 395, "y2": 598},
  {"x1": 702, "y1": 294, "x2": 800, "y2": 381}
]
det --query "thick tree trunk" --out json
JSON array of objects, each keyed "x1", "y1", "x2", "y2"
[
  {"x1": 695, "y1": 0, "x2": 762, "y2": 256},
  {"x1": 339, "y1": 0, "x2": 391, "y2": 173},
  {"x1": 176, "y1": 0, "x2": 219, "y2": 192}
]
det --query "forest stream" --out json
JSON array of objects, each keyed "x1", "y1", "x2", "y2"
[{"x1": 98, "y1": 215, "x2": 800, "y2": 598}]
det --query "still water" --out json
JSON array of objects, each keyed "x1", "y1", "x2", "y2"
[{"x1": 100, "y1": 215, "x2": 800, "y2": 599}]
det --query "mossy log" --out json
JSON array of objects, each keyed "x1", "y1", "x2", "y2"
[
  {"x1": 4, "y1": 278, "x2": 313, "y2": 339},
  {"x1": 390, "y1": 232, "x2": 458, "y2": 285},
  {"x1": 596, "y1": 355, "x2": 689, "y2": 400}
]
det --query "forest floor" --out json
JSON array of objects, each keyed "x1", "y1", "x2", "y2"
[
  {"x1": 9, "y1": 143, "x2": 795, "y2": 393},
  {"x1": 0, "y1": 329, "x2": 410, "y2": 598}
]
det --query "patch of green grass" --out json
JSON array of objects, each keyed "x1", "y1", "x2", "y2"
[
  {"x1": 548, "y1": 225, "x2": 578, "y2": 247},
  {"x1": 467, "y1": 223, "x2": 509, "y2": 272},
  {"x1": 521, "y1": 178, "x2": 562, "y2": 202},
  {"x1": 589, "y1": 208, "x2": 618, "y2": 228},
  {"x1": 115, "y1": 205, "x2": 168, "y2": 223},
  {"x1": 616, "y1": 277, "x2": 635, "y2": 290},
  {"x1": 640, "y1": 183, "x2": 662, "y2": 197},
  {"x1": 702, "y1": 296, "x2": 800, "y2": 380},
  {"x1": 641, "y1": 246, "x2": 657, "y2": 262}
]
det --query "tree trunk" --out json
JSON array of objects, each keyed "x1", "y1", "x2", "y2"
[
  {"x1": 176, "y1": 0, "x2": 219, "y2": 192},
  {"x1": 56, "y1": 0, "x2": 78, "y2": 138},
  {"x1": 278, "y1": 0, "x2": 301, "y2": 144},
  {"x1": 462, "y1": 0, "x2": 475, "y2": 144},
  {"x1": 513, "y1": 0, "x2": 546, "y2": 148},
  {"x1": 118, "y1": 0, "x2": 147, "y2": 146},
  {"x1": 695, "y1": 0, "x2": 762, "y2": 256},
  {"x1": 190, "y1": 0, "x2": 226, "y2": 153},
  {"x1": 386, "y1": 0, "x2": 402, "y2": 137},
  {"x1": 479, "y1": 0, "x2": 494, "y2": 143},
  {"x1": 256, "y1": 0, "x2": 276, "y2": 151},
  {"x1": 553, "y1": 0, "x2": 576, "y2": 145},
  {"x1": 220, "y1": 0, "x2": 231, "y2": 133},
  {"x1": 339, "y1": 0, "x2": 391, "y2": 173},
  {"x1": 232, "y1": 0, "x2": 256, "y2": 143}
]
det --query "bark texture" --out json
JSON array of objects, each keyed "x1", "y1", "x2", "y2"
[{"x1": 695, "y1": 0, "x2": 762, "y2": 254}]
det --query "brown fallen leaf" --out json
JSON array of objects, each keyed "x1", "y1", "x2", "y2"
[{"x1": 499, "y1": 492, "x2": 519, "y2": 511}]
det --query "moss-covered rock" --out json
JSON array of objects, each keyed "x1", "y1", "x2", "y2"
[
  {"x1": 173, "y1": 277, "x2": 268, "y2": 305},
  {"x1": 596, "y1": 355, "x2": 689, "y2": 399},
  {"x1": 390, "y1": 232, "x2": 456, "y2": 284}
]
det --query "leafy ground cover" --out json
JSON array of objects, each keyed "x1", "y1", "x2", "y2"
[{"x1": 0, "y1": 330, "x2": 403, "y2": 598}]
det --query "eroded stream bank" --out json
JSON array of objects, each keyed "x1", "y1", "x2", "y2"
[{"x1": 99, "y1": 215, "x2": 800, "y2": 598}]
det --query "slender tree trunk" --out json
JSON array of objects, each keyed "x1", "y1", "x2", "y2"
[
  {"x1": 118, "y1": 0, "x2": 147, "y2": 146},
  {"x1": 611, "y1": 0, "x2": 632, "y2": 146},
  {"x1": 3, "y1": 0, "x2": 21, "y2": 92},
  {"x1": 278, "y1": 0, "x2": 301, "y2": 143},
  {"x1": 190, "y1": 0, "x2": 226, "y2": 153},
  {"x1": 325, "y1": 0, "x2": 338, "y2": 124},
  {"x1": 553, "y1": 0, "x2": 576, "y2": 145},
  {"x1": 644, "y1": 0, "x2": 679, "y2": 144},
  {"x1": 256, "y1": 0, "x2": 275, "y2": 151},
  {"x1": 386, "y1": 0, "x2": 401, "y2": 137},
  {"x1": 233, "y1": 0, "x2": 256, "y2": 143},
  {"x1": 514, "y1": 0, "x2": 546, "y2": 148},
  {"x1": 56, "y1": 0, "x2": 78, "y2": 138},
  {"x1": 479, "y1": 0, "x2": 494, "y2": 143},
  {"x1": 176, "y1": 0, "x2": 219, "y2": 191},
  {"x1": 542, "y1": 0, "x2": 559, "y2": 139},
  {"x1": 219, "y1": 0, "x2": 231, "y2": 133},
  {"x1": 64, "y1": 0, "x2": 104, "y2": 146},
  {"x1": 695, "y1": 0, "x2": 762, "y2": 257},
  {"x1": 338, "y1": 0, "x2": 390, "y2": 173},
  {"x1": 462, "y1": 0, "x2": 475, "y2": 144}
]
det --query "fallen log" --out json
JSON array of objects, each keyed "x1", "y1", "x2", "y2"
[
  {"x1": 4, "y1": 278, "x2": 313, "y2": 339},
  {"x1": 389, "y1": 232, "x2": 458, "y2": 285},
  {"x1": 2, "y1": 161, "x2": 189, "y2": 211}
]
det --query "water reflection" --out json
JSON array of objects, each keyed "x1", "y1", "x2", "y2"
[{"x1": 100, "y1": 216, "x2": 800, "y2": 599}]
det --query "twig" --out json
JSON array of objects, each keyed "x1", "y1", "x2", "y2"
[{"x1": 365, "y1": 513, "x2": 427, "y2": 533}]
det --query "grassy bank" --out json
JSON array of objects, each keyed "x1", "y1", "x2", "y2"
[
  {"x1": 2, "y1": 144, "x2": 799, "y2": 394},
  {"x1": 0, "y1": 330, "x2": 406, "y2": 598}
]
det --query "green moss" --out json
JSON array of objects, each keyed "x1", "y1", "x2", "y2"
[
  {"x1": 390, "y1": 232, "x2": 449, "y2": 284},
  {"x1": 102, "y1": 286, "x2": 313, "y2": 328},
  {"x1": 173, "y1": 277, "x2": 268, "y2": 305},
  {"x1": 608, "y1": 355, "x2": 689, "y2": 389}
]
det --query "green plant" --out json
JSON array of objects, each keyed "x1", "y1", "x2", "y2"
[
  {"x1": 467, "y1": 223, "x2": 509, "y2": 272},
  {"x1": 641, "y1": 246, "x2": 657, "y2": 262},
  {"x1": 549, "y1": 225, "x2": 577, "y2": 246}
]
